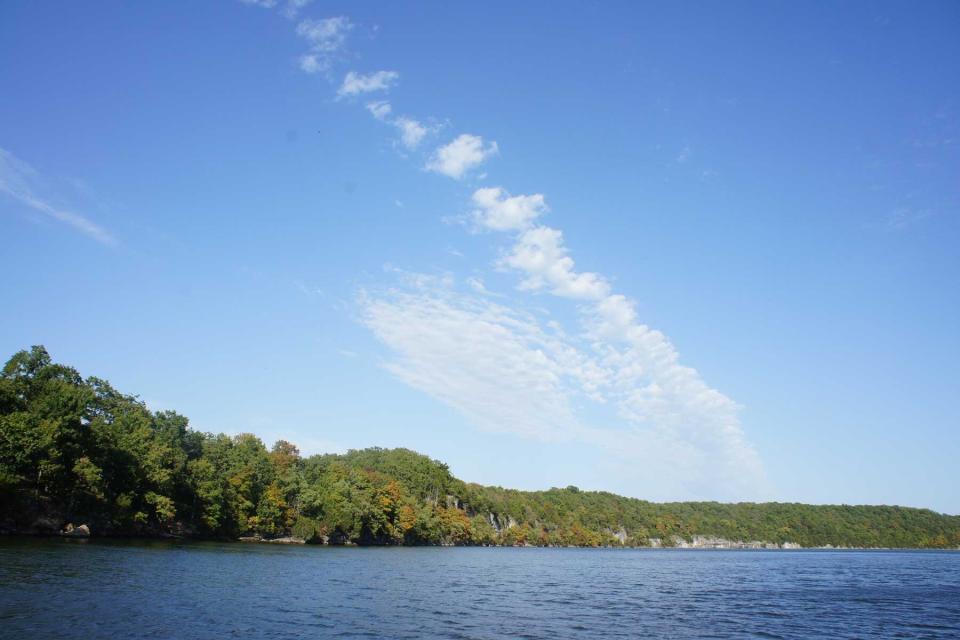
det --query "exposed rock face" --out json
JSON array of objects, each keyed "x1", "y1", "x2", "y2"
[
  {"x1": 61, "y1": 523, "x2": 90, "y2": 538},
  {"x1": 487, "y1": 513, "x2": 517, "y2": 533},
  {"x1": 264, "y1": 536, "x2": 306, "y2": 544},
  {"x1": 239, "y1": 535, "x2": 305, "y2": 544},
  {"x1": 658, "y1": 535, "x2": 801, "y2": 549}
]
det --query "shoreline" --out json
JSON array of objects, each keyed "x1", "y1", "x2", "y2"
[{"x1": 3, "y1": 532, "x2": 957, "y2": 551}]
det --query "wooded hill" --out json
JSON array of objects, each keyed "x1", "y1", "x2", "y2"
[{"x1": 2, "y1": 346, "x2": 958, "y2": 548}]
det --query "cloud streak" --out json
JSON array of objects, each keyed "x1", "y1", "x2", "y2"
[
  {"x1": 472, "y1": 189, "x2": 762, "y2": 494},
  {"x1": 239, "y1": 0, "x2": 279, "y2": 7},
  {"x1": 295, "y1": 16, "x2": 353, "y2": 74},
  {"x1": 360, "y1": 269, "x2": 767, "y2": 500},
  {"x1": 243, "y1": 7, "x2": 767, "y2": 499},
  {"x1": 281, "y1": 0, "x2": 313, "y2": 19},
  {"x1": 361, "y1": 186, "x2": 766, "y2": 499},
  {"x1": 338, "y1": 70, "x2": 399, "y2": 97},
  {"x1": 364, "y1": 100, "x2": 436, "y2": 150},
  {"x1": 0, "y1": 148, "x2": 116, "y2": 246},
  {"x1": 361, "y1": 275, "x2": 582, "y2": 441}
]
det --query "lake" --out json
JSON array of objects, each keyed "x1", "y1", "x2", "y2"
[{"x1": 1, "y1": 538, "x2": 958, "y2": 639}]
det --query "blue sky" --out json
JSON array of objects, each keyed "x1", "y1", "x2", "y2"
[{"x1": 2, "y1": 1, "x2": 958, "y2": 512}]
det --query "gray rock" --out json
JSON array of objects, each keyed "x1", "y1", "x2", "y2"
[{"x1": 264, "y1": 536, "x2": 306, "y2": 544}]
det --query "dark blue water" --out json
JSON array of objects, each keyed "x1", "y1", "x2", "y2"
[{"x1": 1, "y1": 539, "x2": 958, "y2": 639}]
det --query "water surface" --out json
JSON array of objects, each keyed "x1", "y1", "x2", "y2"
[{"x1": 1, "y1": 538, "x2": 958, "y2": 639}]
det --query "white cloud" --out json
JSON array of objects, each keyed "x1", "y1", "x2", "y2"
[
  {"x1": 483, "y1": 192, "x2": 764, "y2": 493},
  {"x1": 585, "y1": 294, "x2": 762, "y2": 490},
  {"x1": 425, "y1": 134, "x2": 498, "y2": 179},
  {"x1": 366, "y1": 100, "x2": 392, "y2": 121},
  {"x1": 269, "y1": 9, "x2": 765, "y2": 499},
  {"x1": 239, "y1": 0, "x2": 278, "y2": 7},
  {"x1": 364, "y1": 102, "x2": 433, "y2": 149},
  {"x1": 394, "y1": 117, "x2": 430, "y2": 149},
  {"x1": 0, "y1": 148, "x2": 116, "y2": 246},
  {"x1": 338, "y1": 70, "x2": 399, "y2": 97},
  {"x1": 360, "y1": 278, "x2": 582, "y2": 440},
  {"x1": 297, "y1": 16, "x2": 352, "y2": 51},
  {"x1": 295, "y1": 16, "x2": 353, "y2": 74},
  {"x1": 471, "y1": 186, "x2": 547, "y2": 231},
  {"x1": 503, "y1": 225, "x2": 610, "y2": 300},
  {"x1": 359, "y1": 272, "x2": 767, "y2": 500}
]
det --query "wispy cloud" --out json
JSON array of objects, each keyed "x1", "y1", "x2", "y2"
[
  {"x1": 425, "y1": 134, "x2": 498, "y2": 179},
  {"x1": 0, "y1": 147, "x2": 117, "y2": 246},
  {"x1": 360, "y1": 270, "x2": 767, "y2": 500},
  {"x1": 477, "y1": 188, "x2": 763, "y2": 495},
  {"x1": 239, "y1": 0, "x2": 319, "y2": 23},
  {"x1": 366, "y1": 100, "x2": 392, "y2": 121},
  {"x1": 884, "y1": 207, "x2": 934, "y2": 231},
  {"x1": 338, "y1": 70, "x2": 399, "y2": 97},
  {"x1": 243, "y1": 8, "x2": 766, "y2": 499},
  {"x1": 295, "y1": 16, "x2": 353, "y2": 74},
  {"x1": 281, "y1": 0, "x2": 313, "y2": 19},
  {"x1": 247, "y1": 7, "x2": 435, "y2": 151},
  {"x1": 360, "y1": 274, "x2": 582, "y2": 441},
  {"x1": 394, "y1": 117, "x2": 430, "y2": 150},
  {"x1": 365, "y1": 101, "x2": 436, "y2": 150}
]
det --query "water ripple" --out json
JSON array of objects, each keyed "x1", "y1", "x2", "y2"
[{"x1": 1, "y1": 540, "x2": 959, "y2": 639}]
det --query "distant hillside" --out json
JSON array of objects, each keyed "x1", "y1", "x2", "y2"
[{"x1": 2, "y1": 346, "x2": 958, "y2": 548}]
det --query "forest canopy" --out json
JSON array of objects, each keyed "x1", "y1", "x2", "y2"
[{"x1": 1, "y1": 346, "x2": 958, "y2": 549}]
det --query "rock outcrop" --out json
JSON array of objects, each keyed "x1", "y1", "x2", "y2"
[
  {"x1": 487, "y1": 513, "x2": 517, "y2": 533},
  {"x1": 61, "y1": 523, "x2": 91, "y2": 538},
  {"x1": 651, "y1": 535, "x2": 801, "y2": 549}
]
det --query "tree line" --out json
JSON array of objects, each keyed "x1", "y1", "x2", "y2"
[{"x1": 1, "y1": 346, "x2": 958, "y2": 548}]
